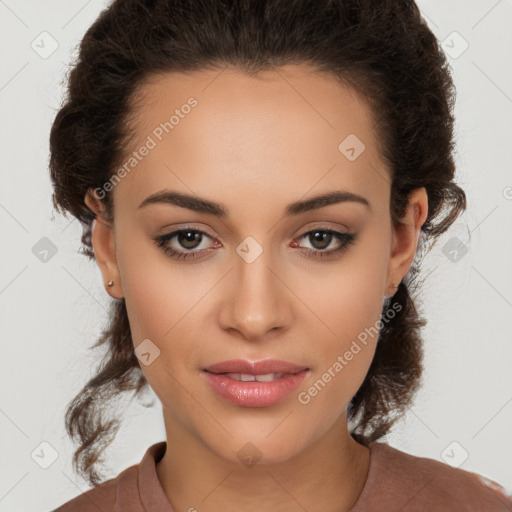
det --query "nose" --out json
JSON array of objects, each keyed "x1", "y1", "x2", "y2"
[{"x1": 218, "y1": 246, "x2": 292, "y2": 342}]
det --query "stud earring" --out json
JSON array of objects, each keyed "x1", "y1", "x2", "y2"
[{"x1": 106, "y1": 280, "x2": 114, "y2": 288}]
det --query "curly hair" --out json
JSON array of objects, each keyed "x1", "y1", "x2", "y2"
[{"x1": 49, "y1": 0, "x2": 466, "y2": 486}]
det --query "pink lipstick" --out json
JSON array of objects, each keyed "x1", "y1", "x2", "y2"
[{"x1": 202, "y1": 359, "x2": 309, "y2": 407}]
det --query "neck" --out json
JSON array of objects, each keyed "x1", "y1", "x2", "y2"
[{"x1": 156, "y1": 410, "x2": 371, "y2": 512}]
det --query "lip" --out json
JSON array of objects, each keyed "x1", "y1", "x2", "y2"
[
  {"x1": 203, "y1": 359, "x2": 309, "y2": 375},
  {"x1": 202, "y1": 359, "x2": 310, "y2": 407}
]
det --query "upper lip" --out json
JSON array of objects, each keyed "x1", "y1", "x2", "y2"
[{"x1": 203, "y1": 359, "x2": 309, "y2": 375}]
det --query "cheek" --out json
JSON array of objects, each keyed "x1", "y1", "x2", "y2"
[
  {"x1": 292, "y1": 237, "x2": 388, "y2": 348},
  {"x1": 122, "y1": 268, "x2": 171, "y2": 344},
  {"x1": 292, "y1": 238, "x2": 388, "y2": 412},
  {"x1": 116, "y1": 237, "x2": 210, "y2": 380},
  {"x1": 117, "y1": 250, "x2": 196, "y2": 415},
  {"x1": 116, "y1": 232, "x2": 191, "y2": 340},
  {"x1": 295, "y1": 291, "x2": 382, "y2": 435}
]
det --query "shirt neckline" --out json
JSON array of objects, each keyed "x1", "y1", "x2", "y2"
[
  {"x1": 139, "y1": 441, "x2": 175, "y2": 511},
  {"x1": 137, "y1": 440, "x2": 382, "y2": 511}
]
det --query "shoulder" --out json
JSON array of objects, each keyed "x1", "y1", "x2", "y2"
[
  {"x1": 354, "y1": 441, "x2": 512, "y2": 512},
  {"x1": 50, "y1": 441, "x2": 168, "y2": 512},
  {"x1": 50, "y1": 464, "x2": 137, "y2": 512}
]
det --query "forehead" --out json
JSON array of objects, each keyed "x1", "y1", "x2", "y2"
[{"x1": 114, "y1": 64, "x2": 389, "y2": 216}]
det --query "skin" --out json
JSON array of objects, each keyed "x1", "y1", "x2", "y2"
[{"x1": 85, "y1": 64, "x2": 428, "y2": 512}]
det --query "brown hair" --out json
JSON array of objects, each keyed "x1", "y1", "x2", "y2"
[{"x1": 49, "y1": 0, "x2": 466, "y2": 486}]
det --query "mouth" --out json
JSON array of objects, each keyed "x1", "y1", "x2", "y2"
[
  {"x1": 202, "y1": 359, "x2": 310, "y2": 407},
  {"x1": 212, "y1": 372, "x2": 288, "y2": 382}
]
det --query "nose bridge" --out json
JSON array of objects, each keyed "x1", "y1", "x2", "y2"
[{"x1": 220, "y1": 236, "x2": 289, "y2": 339}]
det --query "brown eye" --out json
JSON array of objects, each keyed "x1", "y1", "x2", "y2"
[
  {"x1": 294, "y1": 229, "x2": 358, "y2": 259},
  {"x1": 153, "y1": 228, "x2": 217, "y2": 261},
  {"x1": 308, "y1": 230, "x2": 333, "y2": 250},
  {"x1": 176, "y1": 230, "x2": 204, "y2": 250}
]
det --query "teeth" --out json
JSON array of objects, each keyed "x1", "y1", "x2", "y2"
[
  {"x1": 255, "y1": 373, "x2": 284, "y2": 382},
  {"x1": 223, "y1": 372, "x2": 284, "y2": 382}
]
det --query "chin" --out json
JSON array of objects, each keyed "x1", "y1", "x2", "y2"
[{"x1": 203, "y1": 428, "x2": 309, "y2": 468}]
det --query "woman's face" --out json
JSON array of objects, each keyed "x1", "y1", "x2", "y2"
[{"x1": 87, "y1": 64, "x2": 426, "y2": 465}]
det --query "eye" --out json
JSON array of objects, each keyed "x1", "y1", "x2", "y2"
[
  {"x1": 152, "y1": 227, "x2": 218, "y2": 261},
  {"x1": 152, "y1": 226, "x2": 358, "y2": 262},
  {"x1": 292, "y1": 228, "x2": 357, "y2": 259}
]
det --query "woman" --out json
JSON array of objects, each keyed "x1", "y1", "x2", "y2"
[{"x1": 49, "y1": 0, "x2": 512, "y2": 510}]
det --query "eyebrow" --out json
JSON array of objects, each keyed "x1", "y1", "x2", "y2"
[{"x1": 138, "y1": 189, "x2": 371, "y2": 216}]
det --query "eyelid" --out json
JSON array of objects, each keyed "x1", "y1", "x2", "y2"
[
  {"x1": 156, "y1": 224, "x2": 216, "y2": 242},
  {"x1": 293, "y1": 220, "x2": 351, "y2": 235}
]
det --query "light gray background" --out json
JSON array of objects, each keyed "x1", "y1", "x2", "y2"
[{"x1": 1, "y1": 1, "x2": 511, "y2": 510}]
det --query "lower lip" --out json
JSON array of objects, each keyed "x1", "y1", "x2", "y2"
[{"x1": 203, "y1": 370, "x2": 309, "y2": 407}]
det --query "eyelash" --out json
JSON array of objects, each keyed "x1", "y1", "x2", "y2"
[{"x1": 153, "y1": 226, "x2": 357, "y2": 262}]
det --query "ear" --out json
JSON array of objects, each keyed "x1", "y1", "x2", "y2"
[
  {"x1": 386, "y1": 187, "x2": 428, "y2": 293},
  {"x1": 84, "y1": 189, "x2": 123, "y2": 299}
]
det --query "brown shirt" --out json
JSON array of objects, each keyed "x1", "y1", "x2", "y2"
[{"x1": 52, "y1": 441, "x2": 512, "y2": 511}]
